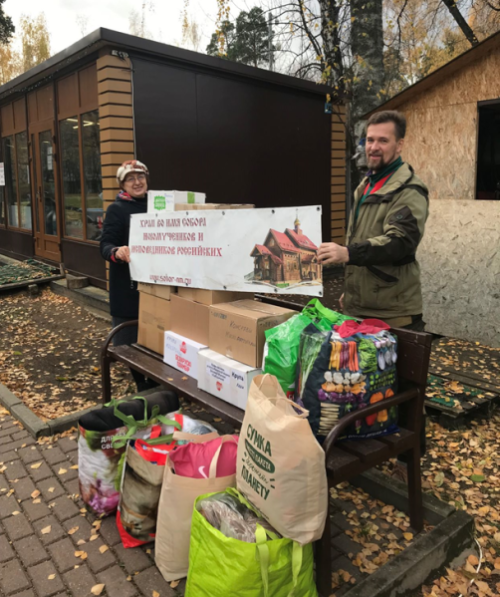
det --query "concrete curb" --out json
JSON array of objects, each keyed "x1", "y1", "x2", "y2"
[
  {"x1": 0, "y1": 384, "x2": 167, "y2": 438},
  {"x1": 343, "y1": 510, "x2": 474, "y2": 597},
  {"x1": 50, "y1": 279, "x2": 110, "y2": 318},
  {"x1": 351, "y1": 468, "x2": 454, "y2": 526},
  {"x1": 0, "y1": 383, "x2": 95, "y2": 438}
]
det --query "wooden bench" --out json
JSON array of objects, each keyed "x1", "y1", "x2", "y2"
[
  {"x1": 100, "y1": 302, "x2": 432, "y2": 597},
  {"x1": 316, "y1": 326, "x2": 432, "y2": 596}
]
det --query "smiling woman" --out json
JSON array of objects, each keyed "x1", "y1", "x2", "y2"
[{"x1": 100, "y1": 159, "x2": 157, "y2": 393}]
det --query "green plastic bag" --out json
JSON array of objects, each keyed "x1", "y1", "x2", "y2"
[
  {"x1": 185, "y1": 489, "x2": 317, "y2": 597},
  {"x1": 263, "y1": 299, "x2": 354, "y2": 397}
]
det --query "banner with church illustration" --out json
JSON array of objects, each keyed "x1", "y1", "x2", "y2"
[{"x1": 129, "y1": 206, "x2": 323, "y2": 296}]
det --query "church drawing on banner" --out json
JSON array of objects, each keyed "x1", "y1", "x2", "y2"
[{"x1": 250, "y1": 218, "x2": 322, "y2": 287}]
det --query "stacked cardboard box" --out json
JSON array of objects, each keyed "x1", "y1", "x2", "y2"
[
  {"x1": 177, "y1": 288, "x2": 252, "y2": 306},
  {"x1": 137, "y1": 283, "x2": 177, "y2": 355},
  {"x1": 164, "y1": 290, "x2": 253, "y2": 380},
  {"x1": 197, "y1": 300, "x2": 295, "y2": 410},
  {"x1": 208, "y1": 300, "x2": 295, "y2": 368}
]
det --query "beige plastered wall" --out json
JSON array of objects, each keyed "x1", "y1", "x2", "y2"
[{"x1": 395, "y1": 48, "x2": 500, "y2": 345}]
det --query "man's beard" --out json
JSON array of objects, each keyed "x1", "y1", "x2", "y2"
[{"x1": 367, "y1": 152, "x2": 395, "y2": 172}]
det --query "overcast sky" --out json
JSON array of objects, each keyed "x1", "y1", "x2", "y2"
[{"x1": 3, "y1": 0, "x2": 227, "y2": 55}]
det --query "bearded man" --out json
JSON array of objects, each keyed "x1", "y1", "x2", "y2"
[{"x1": 318, "y1": 110, "x2": 429, "y2": 331}]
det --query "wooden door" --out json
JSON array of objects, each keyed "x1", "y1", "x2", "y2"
[{"x1": 31, "y1": 123, "x2": 61, "y2": 261}]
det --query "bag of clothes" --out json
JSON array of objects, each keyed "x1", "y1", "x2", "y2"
[
  {"x1": 185, "y1": 488, "x2": 317, "y2": 597},
  {"x1": 78, "y1": 391, "x2": 179, "y2": 516},
  {"x1": 295, "y1": 319, "x2": 399, "y2": 441},
  {"x1": 263, "y1": 299, "x2": 354, "y2": 398},
  {"x1": 155, "y1": 434, "x2": 238, "y2": 581},
  {"x1": 116, "y1": 413, "x2": 218, "y2": 548}
]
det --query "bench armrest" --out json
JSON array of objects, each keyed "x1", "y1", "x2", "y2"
[
  {"x1": 100, "y1": 319, "x2": 139, "y2": 361},
  {"x1": 322, "y1": 388, "x2": 419, "y2": 455}
]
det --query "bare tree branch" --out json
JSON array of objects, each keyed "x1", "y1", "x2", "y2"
[{"x1": 440, "y1": 0, "x2": 479, "y2": 45}]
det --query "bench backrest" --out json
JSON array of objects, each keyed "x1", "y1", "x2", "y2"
[{"x1": 391, "y1": 327, "x2": 432, "y2": 389}]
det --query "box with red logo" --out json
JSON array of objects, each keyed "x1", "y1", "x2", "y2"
[
  {"x1": 163, "y1": 331, "x2": 207, "y2": 380},
  {"x1": 197, "y1": 349, "x2": 261, "y2": 409}
]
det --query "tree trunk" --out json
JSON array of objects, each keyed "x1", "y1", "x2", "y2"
[
  {"x1": 318, "y1": 0, "x2": 345, "y2": 97},
  {"x1": 350, "y1": 0, "x2": 385, "y2": 120},
  {"x1": 440, "y1": 0, "x2": 479, "y2": 46},
  {"x1": 350, "y1": 0, "x2": 385, "y2": 190}
]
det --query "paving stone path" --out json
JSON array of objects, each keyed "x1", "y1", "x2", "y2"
[
  {"x1": 0, "y1": 412, "x2": 185, "y2": 597},
  {"x1": 0, "y1": 403, "x2": 420, "y2": 597}
]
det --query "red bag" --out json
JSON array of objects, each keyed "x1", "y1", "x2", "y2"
[
  {"x1": 169, "y1": 435, "x2": 239, "y2": 479},
  {"x1": 335, "y1": 318, "x2": 390, "y2": 338},
  {"x1": 116, "y1": 424, "x2": 179, "y2": 548}
]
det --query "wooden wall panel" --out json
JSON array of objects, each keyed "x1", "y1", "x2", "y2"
[
  {"x1": 57, "y1": 73, "x2": 79, "y2": 117},
  {"x1": 395, "y1": 49, "x2": 500, "y2": 200},
  {"x1": 2, "y1": 98, "x2": 27, "y2": 136},
  {"x1": 27, "y1": 84, "x2": 55, "y2": 124},
  {"x1": 97, "y1": 54, "x2": 135, "y2": 288},
  {"x1": 57, "y1": 64, "x2": 98, "y2": 120},
  {"x1": 330, "y1": 109, "x2": 346, "y2": 243},
  {"x1": 13, "y1": 99, "x2": 26, "y2": 131},
  {"x1": 1, "y1": 104, "x2": 14, "y2": 135},
  {"x1": 27, "y1": 93, "x2": 37, "y2": 125},
  {"x1": 37, "y1": 85, "x2": 55, "y2": 122},
  {"x1": 79, "y1": 64, "x2": 98, "y2": 110}
]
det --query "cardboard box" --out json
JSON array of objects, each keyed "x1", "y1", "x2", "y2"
[
  {"x1": 174, "y1": 203, "x2": 254, "y2": 211},
  {"x1": 138, "y1": 292, "x2": 172, "y2": 355},
  {"x1": 147, "y1": 190, "x2": 175, "y2": 213},
  {"x1": 171, "y1": 295, "x2": 210, "y2": 345},
  {"x1": 178, "y1": 287, "x2": 253, "y2": 306},
  {"x1": 149, "y1": 190, "x2": 206, "y2": 212},
  {"x1": 209, "y1": 300, "x2": 295, "y2": 368},
  {"x1": 198, "y1": 349, "x2": 261, "y2": 409},
  {"x1": 138, "y1": 282, "x2": 177, "y2": 300},
  {"x1": 164, "y1": 332, "x2": 207, "y2": 380}
]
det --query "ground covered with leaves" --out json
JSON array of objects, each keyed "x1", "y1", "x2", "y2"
[
  {"x1": 381, "y1": 413, "x2": 500, "y2": 597},
  {"x1": 328, "y1": 482, "x2": 432, "y2": 595},
  {"x1": 0, "y1": 289, "x2": 133, "y2": 420}
]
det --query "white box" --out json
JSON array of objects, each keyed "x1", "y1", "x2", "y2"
[
  {"x1": 198, "y1": 349, "x2": 261, "y2": 410},
  {"x1": 147, "y1": 190, "x2": 175, "y2": 213},
  {"x1": 148, "y1": 190, "x2": 206, "y2": 212},
  {"x1": 163, "y1": 331, "x2": 207, "y2": 380}
]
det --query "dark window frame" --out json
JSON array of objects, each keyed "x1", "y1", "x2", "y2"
[
  {"x1": 475, "y1": 99, "x2": 500, "y2": 201},
  {"x1": 15, "y1": 130, "x2": 32, "y2": 231},
  {"x1": 57, "y1": 64, "x2": 100, "y2": 245},
  {"x1": 59, "y1": 109, "x2": 102, "y2": 243},
  {"x1": 60, "y1": 114, "x2": 85, "y2": 240},
  {"x1": 81, "y1": 110, "x2": 102, "y2": 243},
  {"x1": 1, "y1": 133, "x2": 28, "y2": 231}
]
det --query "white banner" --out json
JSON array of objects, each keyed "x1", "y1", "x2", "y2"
[{"x1": 129, "y1": 206, "x2": 323, "y2": 296}]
